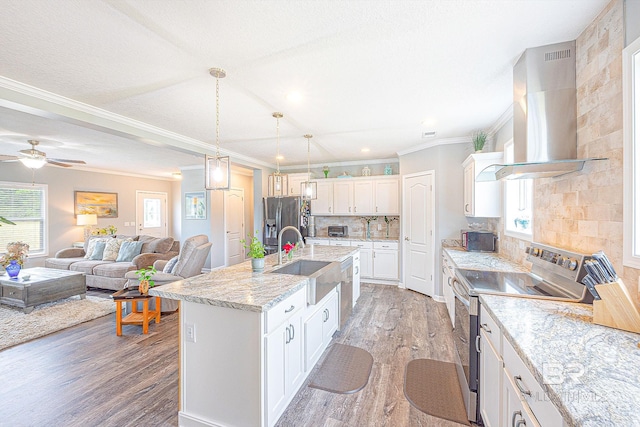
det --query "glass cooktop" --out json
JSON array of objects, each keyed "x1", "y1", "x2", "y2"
[{"x1": 455, "y1": 269, "x2": 574, "y2": 299}]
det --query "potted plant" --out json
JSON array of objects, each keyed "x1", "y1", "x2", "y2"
[
  {"x1": 135, "y1": 265, "x2": 157, "y2": 294},
  {"x1": 0, "y1": 241, "x2": 29, "y2": 278},
  {"x1": 241, "y1": 233, "x2": 266, "y2": 272},
  {"x1": 472, "y1": 130, "x2": 487, "y2": 153}
]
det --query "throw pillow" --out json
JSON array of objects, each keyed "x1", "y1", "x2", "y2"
[
  {"x1": 88, "y1": 241, "x2": 107, "y2": 260},
  {"x1": 85, "y1": 237, "x2": 107, "y2": 259},
  {"x1": 116, "y1": 241, "x2": 144, "y2": 262},
  {"x1": 102, "y1": 238, "x2": 128, "y2": 261},
  {"x1": 163, "y1": 255, "x2": 179, "y2": 274},
  {"x1": 140, "y1": 236, "x2": 175, "y2": 254}
]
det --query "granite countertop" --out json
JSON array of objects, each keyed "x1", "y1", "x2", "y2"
[
  {"x1": 307, "y1": 235, "x2": 399, "y2": 243},
  {"x1": 480, "y1": 294, "x2": 640, "y2": 427},
  {"x1": 149, "y1": 245, "x2": 357, "y2": 312},
  {"x1": 443, "y1": 246, "x2": 528, "y2": 273}
]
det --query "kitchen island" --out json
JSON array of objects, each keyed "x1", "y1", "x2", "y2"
[{"x1": 150, "y1": 245, "x2": 358, "y2": 427}]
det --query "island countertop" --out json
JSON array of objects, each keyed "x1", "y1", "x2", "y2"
[
  {"x1": 480, "y1": 294, "x2": 640, "y2": 427},
  {"x1": 443, "y1": 246, "x2": 528, "y2": 273},
  {"x1": 149, "y1": 245, "x2": 357, "y2": 312}
]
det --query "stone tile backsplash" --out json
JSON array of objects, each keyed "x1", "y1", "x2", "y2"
[{"x1": 313, "y1": 215, "x2": 400, "y2": 239}]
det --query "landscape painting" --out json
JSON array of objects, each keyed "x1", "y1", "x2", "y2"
[{"x1": 74, "y1": 191, "x2": 118, "y2": 218}]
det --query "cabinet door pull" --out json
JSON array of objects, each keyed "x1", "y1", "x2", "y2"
[
  {"x1": 481, "y1": 323, "x2": 492, "y2": 333},
  {"x1": 376, "y1": 207, "x2": 378, "y2": 212},
  {"x1": 354, "y1": 206, "x2": 357, "y2": 213},
  {"x1": 290, "y1": 324, "x2": 295, "y2": 341},
  {"x1": 514, "y1": 376, "x2": 532, "y2": 396},
  {"x1": 285, "y1": 305, "x2": 295, "y2": 313},
  {"x1": 511, "y1": 411, "x2": 522, "y2": 427},
  {"x1": 349, "y1": 207, "x2": 351, "y2": 213},
  {"x1": 329, "y1": 206, "x2": 332, "y2": 213},
  {"x1": 285, "y1": 326, "x2": 291, "y2": 344},
  {"x1": 465, "y1": 203, "x2": 470, "y2": 213},
  {"x1": 355, "y1": 266, "x2": 359, "y2": 275},
  {"x1": 475, "y1": 335, "x2": 481, "y2": 353}
]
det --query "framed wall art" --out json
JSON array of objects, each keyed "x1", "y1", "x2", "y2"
[
  {"x1": 74, "y1": 191, "x2": 118, "y2": 218},
  {"x1": 185, "y1": 191, "x2": 207, "y2": 220}
]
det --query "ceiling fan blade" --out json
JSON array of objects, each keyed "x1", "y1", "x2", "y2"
[
  {"x1": 46, "y1": 159, "x2": 73, "y2": 167},
  {"x1": 0, "y1": 155, "x2": 19, "y2": 161},
  {"x1": 48, "y1": 158, "x2": 86, "y2": 164}
]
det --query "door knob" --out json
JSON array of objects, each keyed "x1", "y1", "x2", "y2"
[{"x1": 404, "y1": 237, "x2": 410, "y2": 241}]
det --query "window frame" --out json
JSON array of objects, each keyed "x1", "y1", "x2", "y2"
[
  {"x1": 503, "y1": 139, "x2": 533, "y2": 241},
  {"x1": 623, "y1": 35, "x2": 640, "y2": 268},
  {"x1": 0, "y1": 181, "x2": 49, "y2": 259}
]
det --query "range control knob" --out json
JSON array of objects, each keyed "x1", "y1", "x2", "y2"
[
  {"x1": 531, "y1": 248, "x2": 540, "y2": 257},
  {"x1": 557, "y1": 256, "x2": 568, "y2": 266},
  {"x1": 567, "y1": 258, "x2": 579, "y2": 271}
]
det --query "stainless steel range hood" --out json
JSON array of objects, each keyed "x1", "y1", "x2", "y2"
[{"x1": 479, "y1": 40, "x2": 605, "y2": 181}]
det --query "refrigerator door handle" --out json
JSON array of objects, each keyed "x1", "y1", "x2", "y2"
[{"x1": 276, "y1": 200, "x2": 282, "y2": 238}]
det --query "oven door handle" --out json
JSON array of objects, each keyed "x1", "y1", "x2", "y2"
[{"x1": 451, "y1": 278, "x2": 470, "y2": 307}]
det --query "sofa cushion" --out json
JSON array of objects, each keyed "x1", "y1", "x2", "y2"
[
  {"x1": 116, "y1": 241, "x2": 144, "y2": 262},
  {"x1": 69, "y1": 260, "x2": 111, "y2": 275},
  {"x1": 89, "y1": 241, "x2": 107, "y2": 260},
  {"x1": 45, "y1": 257, "x2": 85, "y2": 270},
  {"x1": 93, "y1": 262, "x2": 137, "y2": 279},
  {"x1": 85, "y1": 237, "x2": 109, "y2": 259},
  {"x1": 139, "y1": 235, "x2": 175, "y2": 254},
  {"x1": 103, "y1": 238, "x2": 129, "y2": 261}
]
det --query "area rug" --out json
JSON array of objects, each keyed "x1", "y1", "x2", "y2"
[
  {"x1": 404, "y1": 359, "x2": 470, "y2": 425},
  {"x1": 0, "y1": 295, "x2": 115, "y2": 351},
  {"x1": 309, "y1": 343, "x2": 373, "y2": 394}
]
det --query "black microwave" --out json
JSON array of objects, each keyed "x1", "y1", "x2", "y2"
[{"x1": 461, "y1": 230, "x2": 496, "y2": 252}]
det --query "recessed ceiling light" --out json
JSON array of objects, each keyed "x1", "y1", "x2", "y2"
[
  {"x1": 286, "y1": 91, "x2": 303, "y2": 103},
  {"x1": 361, "y1": 148, "x2": 370, "y2": 153},
  {"x1": 172, "y1": 172, "x2": 182, "y2": 179},
  {"x1": 276, "y1": 155, "x2": 284, "y2": 160},
  {"x1": 421, "y1": 118, "x2": 437, "y2": 127}
]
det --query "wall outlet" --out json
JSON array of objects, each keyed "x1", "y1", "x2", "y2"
[
  {"x1": 185, "y1": 322, "x2": 196, "y2": 343},
  {"x1": 377, "y1": 224, "x2": 382, "y2": 231}
]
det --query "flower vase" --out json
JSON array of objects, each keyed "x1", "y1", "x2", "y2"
[
  {"x1": 386, "y1": 223, "x2": 390, "y2": 238},
  {"x1": 138, "y1": 279, "x2": 150, "y2": 295},
  {"x1": 366, "y1": 223, "x2": 371, "y2": 239},
  {"x1": 6, "y1": 260, "x2": 21, "y2": 278}
]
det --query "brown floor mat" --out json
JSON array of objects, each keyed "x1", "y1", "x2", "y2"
[
  {"x1": 309, "y1": 343, "x2": 373, "y2": 394},
  {"x1": 404, "y1": 359, "x2": 470, "y2": 425}
]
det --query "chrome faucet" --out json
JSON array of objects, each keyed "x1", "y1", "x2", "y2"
[{"x1": 278, "y1": 226, "x2": 305, "y2": 265}]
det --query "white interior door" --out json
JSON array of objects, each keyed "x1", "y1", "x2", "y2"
[
  {"x1": 225, "y1": 188, "x2": 245, "y2": 266},
  {"x1": 402, "y1": 172, "x2": 435, "y2": 296},
  {"x1": 136, "y1": 191, "x2": 168, "y2": 237}
]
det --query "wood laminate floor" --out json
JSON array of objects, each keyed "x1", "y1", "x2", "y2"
[{"x1": 0, "y1": 284, "x2": 462, "y2": 427}]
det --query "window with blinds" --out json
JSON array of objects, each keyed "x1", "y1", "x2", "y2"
[{"x1": 0, "y1": 182, "x2": 48, "y2": 257}]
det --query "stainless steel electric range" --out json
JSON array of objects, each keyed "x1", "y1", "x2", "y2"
[{"x1": 449, "y1": 242, "x2": 593, "y2": 424}]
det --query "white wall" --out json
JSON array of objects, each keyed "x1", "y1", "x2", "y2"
[{"x1": 0, "y1": 162, "x2": 175, "y2": 266}]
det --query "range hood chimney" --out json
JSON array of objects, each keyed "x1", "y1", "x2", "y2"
[{"x1": 479, "y1": 40, "x2": 605, "y2": 181}]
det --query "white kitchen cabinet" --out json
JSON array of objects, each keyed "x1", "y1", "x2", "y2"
[
  {"x1": 303, "y1": 289, "x2": 339, "y2": 371},
  {"x1": 333, "y1": 180, "x2": 354, "y2": 214},
  {"x1": 479, "y1": 326, "x2": 502, "y2": 427},
  {"x1": 329, "y1": 239, "x2": 351, "y2": 247},
  {"x1": 311, "y1": 181, "x2": 333, "y2": 215},
  {"x1": 503, "y1": 369, "x2": 540, "y2": 427},
  {"x1": 374, "y1": 178, "x2": 400, "y2": 215},
  {"x1": 287, "y1": 172, "x2": 311, "y2": 196},
  {"x1": 352, "y1": 250, "x2": 361, "y2": 305},
  {"x1": 442, "y1": 254, "x2": 455, "y2": 327},
  {"x1": 373, "y1": 241, "x2": 399, "y2": 280},
  {"x1": 351, "y1": 241, "x2": 373, "y2": 278},
  {"x1": 353, "y1": 180, "x2": 374, "y2": 214},
  {"x1": 265, "y1": 290, "x2": 305, "y2": 426},
  {"x1": 306, "y1": 238, "x2": 330, "y2": 246},
  {"x1": 462, "y1": 153, "x2": 502, "y2": 217}
]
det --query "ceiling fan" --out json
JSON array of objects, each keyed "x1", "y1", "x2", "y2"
[{"x1": 0, "y1": 140, "x2": 87, "y2": 169}]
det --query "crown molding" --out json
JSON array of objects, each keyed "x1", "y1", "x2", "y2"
[
  {"x1": 279, "y1": 157, "x2": 399, "y2": 171},
  {"x1": 0, "y1": 76, "x2": 272, "y2": 169}
]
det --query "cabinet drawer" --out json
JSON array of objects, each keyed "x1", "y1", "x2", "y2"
[
  {"x1": 306, "y1": 238, "x2": 329, "y2": 245},
  {"x1": 351, "y1": 241, "x2": 373, "y2": 249},
  {"x1": 2, "y1": 284, "x2": 25, "y2": 300},
  {"x1": 480, "y1": 305, "x2": 501, "y2": 355},
  {"x1": 329, "y1": 240, "x2": 350, "y2": 247},
  {"x1": 266, "y1": 287, "x2": 306, "y2": 334},
  {"x1": 503, "y1": 339, "x2": 562, "y2": 427},
  {"x1": 374, "y1": 241, "x2": 398, "y2": 250}
]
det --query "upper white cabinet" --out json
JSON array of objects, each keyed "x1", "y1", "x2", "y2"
[
  {"x1": 287, "y1": 173, "x2": 311, "y2": 197},
  {"x1": 310, "y1": 176, "x2": 399, "y2": 216},
  {"x1": 462, "y1": 153, "x2": 502, "y2": 218}
]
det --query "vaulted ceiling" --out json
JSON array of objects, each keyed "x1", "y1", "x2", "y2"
[{"x1": 0, "y1": 0, "x2": 609, "y2": 178}]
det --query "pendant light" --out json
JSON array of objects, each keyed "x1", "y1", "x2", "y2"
[
  {"x1": 205, "y1": 67, "x2": 231, "y2": 191},
  {"x1": 268, "y1": 112, "x2": 288, "y2": 197},
  {"x1": 301, "y1": 134, "x2": 317, "y2": 200}
]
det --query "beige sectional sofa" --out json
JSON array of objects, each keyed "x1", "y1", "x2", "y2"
[{"x1": 45, "y1": 235, "x2": 179, "y2": 291}]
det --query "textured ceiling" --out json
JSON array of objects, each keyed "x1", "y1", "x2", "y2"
[{"x1": 0, "y1": 0, "x2": 609, "y2": 178}]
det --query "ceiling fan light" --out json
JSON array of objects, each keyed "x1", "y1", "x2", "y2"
[{"x1": 19, "y1": 157, "x2": 46, "y2": 169}]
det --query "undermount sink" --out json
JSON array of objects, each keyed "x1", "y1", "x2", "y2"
[{"x1": 270, "y1": 260, "x2": 341, "y2": 305}]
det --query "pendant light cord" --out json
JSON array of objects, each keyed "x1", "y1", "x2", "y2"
[{"x1": 215, "y1": 75, "x2": 220, "y2": 158}]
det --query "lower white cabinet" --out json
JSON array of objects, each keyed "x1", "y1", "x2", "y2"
[
  {"x1": 503, "y1": 368, "x2": 540, "y2": 427},
  {"x1": 265, "y1": 289, "x2": 306, "y2": 426},
  {"x1": 303, "y1": 289, "x2": 339, "y2": 371},
  {"x1": 353, "y1": 251, "x2": 361, "y2": 306},
  {"x1": 479, "y1": 326, "x2": 502, "y2": 427},
  {"x1": 442, "y1": 254, "x2": 455, "y2": 326},
  {"x1": 306, "y1": 238, "x2": 329, "y2": 245},
  {"x1": 351, "y1": 241, "x2": 373, "y2": 278},
  {"x1": 373, "y1": 241, "x2": 399, "y2": 280},
  {"x1": 329, "y1": 240, "x2": 351, "y2": 247}
]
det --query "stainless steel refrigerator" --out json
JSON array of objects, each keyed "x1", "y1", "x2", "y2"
[{"x1": 263, "y1": 196, "x2": 301, "y2": 254}]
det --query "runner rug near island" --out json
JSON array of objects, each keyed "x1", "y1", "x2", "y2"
[{"x1": 0, "y1": 295, "x2": 116, "y2": 351}]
